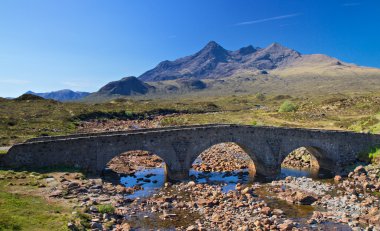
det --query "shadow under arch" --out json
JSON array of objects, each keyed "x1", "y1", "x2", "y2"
[{"x1": 280, "y1": 146, "x2": 335, "y2": 178}]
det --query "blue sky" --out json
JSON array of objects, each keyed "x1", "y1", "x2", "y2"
[{"x1": 0, "y1": 0, "x2": 379, "y2": 97}]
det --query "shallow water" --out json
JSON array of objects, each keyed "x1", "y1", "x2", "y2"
[
  {"x1": 120, "y1": 166, "x2": 322, "y2": 198},
  {"x1": 120, "y1": 168, "x2": 165, "y2": 199}
]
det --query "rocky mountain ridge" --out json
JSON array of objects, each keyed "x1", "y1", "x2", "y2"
[
  {"x1": 138, "y1": 41, "x2": 340, "y2": 81},
  {"x1": 26, "y1": 89, "x2": 90, "y2": 102}
]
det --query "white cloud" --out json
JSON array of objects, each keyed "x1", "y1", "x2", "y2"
[
  {"x1": 0, "y1": 79, "x2": 30, "y2": 84},
  {"x1": 235, "y1": 13, "x2": 301, "y2": 26}
]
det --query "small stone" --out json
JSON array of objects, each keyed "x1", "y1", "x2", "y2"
[
  {"x1": 334, "y1": 175, "x2": 342, "y2": 182},
  {"x1": 186, "y1": 225, "x2": 197, "y2": 231},
  {"x1": 89, "y1": 206, "x2": 98, "y2": 212},
  {"x1": 121, "y1": 222, "x2": 131, "y2": 231},
  {"x1": 90, "y1": 222, "x2": 102, "y2": 229},
  {"x1": 354, "y1": 165, "x2": 366, "y2": 174},
  {"x1": 187, "y1": 181, "x2": 196, "y2": 187}
]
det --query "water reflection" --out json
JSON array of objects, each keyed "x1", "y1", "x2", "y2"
[
  {"x1": 121, "y1": 168, "x2": 165, "y2": 199},
  {"x1": 120, "y1": 166, "x2": 331, "y2": 198},
  {"x1": 281, "y1": 167, "x2": 333, "y2": 179}
]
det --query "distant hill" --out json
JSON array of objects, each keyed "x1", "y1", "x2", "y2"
[
  {"x1": 26, "y1": 89, "x2": 90, "y2": 102},
  {"x1": 15, "y1": 94, "x2": 46, "y2": 101},
  {"x1": 96, "y1": 76, "x2": 154, "y2": 95}
]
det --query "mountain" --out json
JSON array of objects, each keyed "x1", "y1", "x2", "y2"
[
  {"x1": 26, "y1": 89, "x2": 90, "y2": 102},
  {"x1": 138, "y1": 41, "x2": 380, "y2": 82},
  {"x1": 95, "y1": 76, "x2": 155, "y2": 96},
  {"x1": 84, "y1": 41, "x2": 380, "y2": 102},
  {"x1": 139, "y1": 41, "x2": 303, "y2": 81}
]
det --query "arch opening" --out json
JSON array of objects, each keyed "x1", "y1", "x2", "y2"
[
  {"x1": 190, "y1": 142, "x2": 257, "y2": 191},
  {"x1": 104, "y1": 150, "x2": 167, "y2": 198},
  {"x1": 280, "y1": 147, "x2": 333, "y2": 179}
]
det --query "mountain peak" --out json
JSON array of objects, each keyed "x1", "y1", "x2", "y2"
[
  {"x1": 199, "y1": 41, "x2": 226, "y2": 53},
  {"x1": 237, "y1": 45, "x2": 257, "y2": 55},
  {"x1": 266, "y1": 42, "x2": 292, "y2": 51},
  {"x1": 204, "y1": 41, "x2": 222, "y2": 48}
]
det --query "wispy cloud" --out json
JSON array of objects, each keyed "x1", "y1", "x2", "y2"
[
  {"x1": 0, "y1": 79, "x2": 30, "y2": 84},
  {"x1": 235, "y1": 13, "x2": 301, "y2": 26},
  {"x1": 342, "y1": 2, "x2": 361, "y2": 6}
]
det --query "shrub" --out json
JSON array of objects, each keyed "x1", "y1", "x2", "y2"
[
  {"x1": 368, "y1": 146, "x2": 380, "y2": 163},
  {"x1": 358, "y1": 146, "x2": 380, "y2": 164},
  {"x1": 97, "y1": 204, "x2": 115, "y2": 214},
  {"x1": 159, "y1": 117, "x2": 187, "y2": 126},
  {"x1": 278, "y1": 101, "x2": 297, "y2": 112},
  {"x1": 255, "y1": 93, "x2": 266, "y2": 101}
]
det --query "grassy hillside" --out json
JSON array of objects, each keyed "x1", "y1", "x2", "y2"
[{"x1": 2, "y1": 93, "x2": 380, "y2": 146}]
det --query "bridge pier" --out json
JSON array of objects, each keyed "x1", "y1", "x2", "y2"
[
  {"x1": 254, "y1": 163, "x2": 281, "y2": 181},
  {"x1": 165, "y1": 165, "x2": 190, "y2": 182}
]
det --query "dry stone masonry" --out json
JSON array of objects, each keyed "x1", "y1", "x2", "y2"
[{"x1": 1, "y1": 124, "x2": 380, "y2": 181}]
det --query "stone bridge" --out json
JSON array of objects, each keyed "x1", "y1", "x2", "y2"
[{"x1": 1, "y1": 124, "x2": 380, "y2": 181}]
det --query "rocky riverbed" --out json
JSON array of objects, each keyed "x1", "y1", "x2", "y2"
[{"x1": 1, "y1": 140, "x2": 380, "y2": 230}]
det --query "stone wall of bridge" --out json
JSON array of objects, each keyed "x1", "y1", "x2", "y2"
[{"x1": 1, "y1": 125, "x2": 380, "y2": 181}]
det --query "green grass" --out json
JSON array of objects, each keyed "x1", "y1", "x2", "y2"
[
  {"x1": 0, "y1": 150, "x2": 8, "y2": 155},
  {"x1": 368, "y1": 146, "x2": 380, "y2": 163},
  {"x1": 97, "y1": 204, "x2": 115, "y2": 214},
  {"x1": 2, "y1": 93, "x2": 380, "y2": 146},
  {"x1": 278, "y1": 100, "x2": 298, "y2": 113},
  {"x1": 0, "y1": 180, "x2": 70, "y2": 230},
  {"x1": 358, "y1": 146, "x2": 380, "y2": 164}
]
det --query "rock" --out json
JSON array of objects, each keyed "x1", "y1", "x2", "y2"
[
  {"x1": 89, "y1": 206, "x2": 98, "y2": 212},
  {"x1": 278, "y1": 220, "x2": 294, "y2": 231},
  {"x1": 186, "y1": 225, "x2": 198, "y2": 231},
  {"x1": 90, "y1": 222, "x2": 102, "y2": 229},
  {"x1": 273, "y1": 209, "x2": 284, "y2": 216},
  {"x1": 294, "y1": 192, "x2": 318, "y2": 205},
  {"x1": 115, "y1": 185, "x2": 126, "y2": 193},
  {"x1": 241, "y1": 187, "x2": 251, "y2": 194},
  {"x1": 67, "y1": 222, "x2": 75, "y2": 230},
  {"x1": 49, "y1": 190, "x2": 63, "y2": 197},
  {"x1": 261, "y1": 206, "x2": 271, "y2": 215},
  {"x1": 334, "y1": 175, "x2": 342, "y2": 182},
  {"x1": 121, "y1": 222, "x2": 131, "y2": 231},
  {"x1": 187, "y1": 181, "x2": 196, "y2": 187},
  {"x1": 354, "y1": 165, "x2": 366, "y2": 174},
  {"x1": 285, "y1": 176, "x2": 293, "y2": 183}
]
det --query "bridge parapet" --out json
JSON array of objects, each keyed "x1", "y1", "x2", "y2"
[{"x1": 1, "y1": 125, "x2": 380, "y2": 181}]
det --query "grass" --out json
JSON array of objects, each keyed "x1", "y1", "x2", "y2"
[
  {"x1": 97, "y1": 204, "x2": 115, "y2": 214},
  {"x1": 368, "y1": 146, "x2": 380, "y2": 163},
  {"x1": 1, "y1": 93, "x2": 380, "y2": 146},
  {"x1": 0, "y1": 150, "x2": 8, "y2": 155},
  {"x1": 358, "y1": 146, "x2": 380, "y2": 164},
  {"x1": 278, "y1": 100, "x2": 297, "y2": 112},
  {"x1": 0, "y1": 171, "x2": 71, "y2": 230}
]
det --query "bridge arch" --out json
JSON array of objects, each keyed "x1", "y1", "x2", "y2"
[
  {"x1": 279, "y1": 144, "x2": 336, "y2": 175},
  {"x1": 187, "y1": 139, "x2": 275, "y2": 179},
  {"x1": 104, "y1": 150, "x2": 167, "y2": 177},
  {"x1": 190, "y1": 142, "x2": 257, "y2": 177}
]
